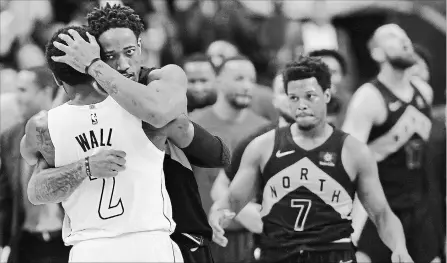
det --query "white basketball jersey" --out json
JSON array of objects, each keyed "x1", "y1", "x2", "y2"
[{"x1": 47, "y1": 96, "x2": 175, "y2": 246}]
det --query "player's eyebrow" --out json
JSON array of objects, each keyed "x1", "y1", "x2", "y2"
[{"x1": 123, "y1": 45, "x2": 136, "y2": 50}]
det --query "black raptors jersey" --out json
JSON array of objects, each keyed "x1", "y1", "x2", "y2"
[
  {"x1": 367, "y1": 79, "x2": 432, "y2": 210},
  {"x1": 260, "y1": 126, "x2": 355, "y2": 254}
]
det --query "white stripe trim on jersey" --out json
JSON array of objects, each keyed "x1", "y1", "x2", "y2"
[
  {"x1": 369, "y1": 105, "x2": 431, "y2": 162},
  {"x1": 181, "y1": 233, "x2": 201, "y2": 245},
  {"x1": 166, "y1": 141, "x2": 192, "y2": 171},
  {"x1": 261, "y1": 157, "x2": 353, "y2": 220},
  {"x1": 332, "y1": 238, "x2": 351, "y2": 243}
]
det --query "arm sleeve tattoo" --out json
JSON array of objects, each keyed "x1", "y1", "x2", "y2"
[{"x1": 28, "y1": 158, "x2": 87, "y2": 204}]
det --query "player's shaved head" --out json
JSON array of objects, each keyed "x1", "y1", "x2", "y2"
[
  {"x1": 367, "y1": 23, "x2": 415, "y2": 69},
  {"x1": 368, "y1": 24, "x2": 405, "y2": 51}
]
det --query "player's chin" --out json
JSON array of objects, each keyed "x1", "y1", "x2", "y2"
[{"x1": 296, "y1": 118, "x2": 317, "y2": 131}]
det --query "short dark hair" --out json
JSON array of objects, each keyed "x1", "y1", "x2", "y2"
[
  {"x1": 308, "y1": 49, "x2": 347, "y2": 75},
  {"x1": 24, "y1": 66, "x2": 59, "y2": 99},
  {"x1": 45, "y1": 26, "x2": 93, "y2": 86},
  {"x1": 215, "y1": 55, "x2": 251, "y2": 75},
  {"x1": 283, "y1": 56, "x2": 331, "y2": 94},
  {"x1": 87, "y1": 3, "x2": 145, "y2": 39}
]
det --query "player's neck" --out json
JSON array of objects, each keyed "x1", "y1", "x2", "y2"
[
  {"x1": 378, "y1": 64, "x2": 409, "y2": 89},
  {"x1": 293, "y1": 120, "x2": 329, "y2": 140},
  {"x1": 278, "y1": 116, "x2": 290, "y2": 128},
  {"x1": 69, "y1": 85, "x2": 108, "y2": 106},
  {"x1": 212, "y1": 96, "x2": 247, "y2": 122}
]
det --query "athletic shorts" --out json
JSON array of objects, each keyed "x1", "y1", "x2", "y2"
[
  {"x1": 179, "y1": 244, "x2": 214, "y2": 263},
  {"x1": 209, "y1": 230, "x2": 255, "y2": 263},
  {"x1": 69, "y1": 231, "x2": 183, "y2": 262},
  {"x1": 357, "y1": 205, "x2": 440, "y2": 263}
]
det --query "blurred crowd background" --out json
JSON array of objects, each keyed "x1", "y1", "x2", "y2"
[
  {"x1": 0, "y1": 0, "x2": 446, "y2": 130},
  {"x1": 0, "y1": 0, "x2": 445, "y2": 262}
]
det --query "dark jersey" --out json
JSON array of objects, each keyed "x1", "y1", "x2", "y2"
[
  {"x1": 367, "y1": 79, "x2": 432, "y2": 210},
  {"x1": 260, "y1": 126, "x2": 355, "y2": 253},
  {"x1": 164, "y1": 145, "x2": 212, "y2": 239},
  {"x1": 138, "y1": 66, "x2": 212, "y2": 240}
]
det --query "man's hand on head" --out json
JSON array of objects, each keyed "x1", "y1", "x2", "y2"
[{"x1": 51, "y1": 29, "x2": 101, "y2": 74}]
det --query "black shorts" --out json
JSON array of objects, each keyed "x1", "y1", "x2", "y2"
[
  {"x1": 257, "y1": 247, "x2": 356, "y2": 263},
  {"x1": 178, "y1": 244, "x2": 214, "y2": 263},
  {"x1": 209, "y1": 230, "x2": 255, "y2": 263},
  {"x1": 357, "y1": 205, "x2": 441, "y2": 263}
]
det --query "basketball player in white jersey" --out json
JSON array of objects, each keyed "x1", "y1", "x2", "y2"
[
  {"x1": 343, "y1": 24, "x2": 439, "y2": 263},
  {"x1": 209, "y1": 56, "x2": 413, "y2": 263},
  {"x1": 21, "y1": 26, "x2": 188, "y2": 262}
]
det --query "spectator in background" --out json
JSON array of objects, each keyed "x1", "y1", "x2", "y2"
[
  {"x1": 308, "y1": 49, "x2": 349, "y2": 127},
  {"x1": 182, "y1": 53, "x2": 217, "y2": 112},
  {"x1": 0, "y1": 66, "x2": 68, "y2": 263},
  {"x1": 15, "y1": 43, "x2": 46, "y2": 70},
  {"x1": 206, "y1": 40, "x2": 239, "y2": 68},
  {"x1": 190, "y1": 55, "x2": 269, "y2": 263},
  {"x1": 277, "y1": 0, "x2": 358, "y2": 96},
  {"x1": 0, "y1": 67, "x2": 21, "y2": 134},
  {"x1": 206, "y1": 40, "x2": 279, "y2": 122}
]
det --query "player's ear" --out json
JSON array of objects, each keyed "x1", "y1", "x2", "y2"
[
  {"x1": 137, "y1": 37, "x2": 142, "y2": 54},
  {"x1": 324, "y1": 88, "x2": 331, "y2": 104},
  {"x1": 371, "y1": 47, "x2": 385, "y2": 63}
]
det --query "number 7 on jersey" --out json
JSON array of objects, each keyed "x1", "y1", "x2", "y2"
[{"x1": 291, "y1": 199, "x2": 312, "y2": 231}]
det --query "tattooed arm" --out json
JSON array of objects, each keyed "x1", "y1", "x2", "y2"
[
  {"x1": 87, "y1": 61, "x2": 187, "y2": 128},
  {"x1": 27, "y1": 158, "x2": 87, "y2": 205},
  {"x1": 21, "y1": 111, "x2": 55, "y2": 166},
  {"x1": 19, "y1": 111, "x2": 85, "y2": 205}
]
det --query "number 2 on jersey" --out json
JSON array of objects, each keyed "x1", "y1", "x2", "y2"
[
  {"x1": 89, "y1": 176, "x2": 124, "y2": 219},
  {"x1": 291, "y1": 199, "x2": 312, "y2": 231}
]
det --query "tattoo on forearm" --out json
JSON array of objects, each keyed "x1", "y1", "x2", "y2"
[
  {"x1": 93, "y1": 68, "x2": 102, "y2": 78},
  {"x1": 33, "y1": 161, "x2": 85, "y2": 203},
  {"x1": 90, "y1": 62, "x2": 119, "y2": 95},
  {"x1": 35, "y1": 126, "x2": 55, "y2": 156}
]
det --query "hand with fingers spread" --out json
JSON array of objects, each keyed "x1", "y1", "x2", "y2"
[
  {"x1": 209, "y1": 209, "x2": 236, "y2": 247},
  {"x1": 51, "y1": 29, "x2": 101, "y2": 74},
  {"x1": 88, "y1": 149, "x2": 127, "y2": 178}
]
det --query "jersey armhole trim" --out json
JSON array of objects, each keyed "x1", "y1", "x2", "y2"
[
  {"x1": 261, "y1": 128, "x2": 280, "y2": 174},
  {"x1": 366, "y1": 82, "x2": 388, "y2": 128},
  {"x1": 339, "y1": 134, "x2": 354, "y2": 185}
]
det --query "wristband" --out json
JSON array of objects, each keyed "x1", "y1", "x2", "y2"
[
  {"x1": 85, "y1": 57, "x2": 101, "y2": 74},
  {"x1": 84, "y1": 157, "x2": 92, "y2": 177}
]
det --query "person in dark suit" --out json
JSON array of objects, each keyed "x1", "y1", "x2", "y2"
[{"x1": 0, "y1": 66, "x2": 69, "y2": 263}]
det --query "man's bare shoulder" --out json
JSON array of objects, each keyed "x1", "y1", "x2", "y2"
[
  {"x1": 351, "y1": 83, "x2": 384, "y2": 109},
  {"x1": 345, "y1": 82, "x2": 386, "y2": 126},
  {"x1": 248, "y1": 129, "x2": 276, "y2": 154}
]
